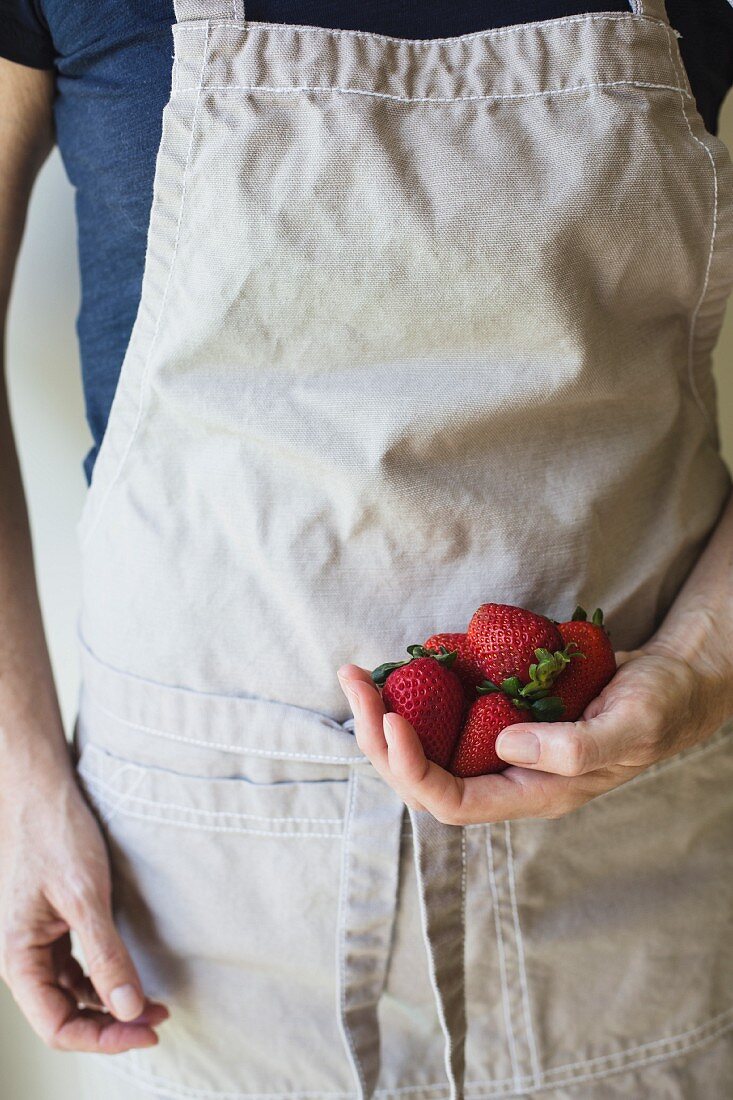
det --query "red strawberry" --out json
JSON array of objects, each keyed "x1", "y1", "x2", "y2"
[
  {"x1": 553, "y1": 607, "x2": 617, "y2": 721},
  {"x1": 424, "y1": 632, "x2": 485, "y2": 697},
  {"x1": 372, "y1": 647, "x2": 465, "y2": 768},
  {"x1": 450, "y1": 694, "x2": 526, "y2": 777},
  {"x1": 467, "y1": 603, "x2": 564, "y2": 685}
]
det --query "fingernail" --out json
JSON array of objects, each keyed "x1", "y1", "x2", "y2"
[
  {"x1": 110, "y1": 984, "x2": 144, "y2": 1021},
  {"x1": 383, "y1": 713, "x2": 397, "y2": 745},
  {"x1": 496, "y1": 731, "x2": 540, "y2": 764}
]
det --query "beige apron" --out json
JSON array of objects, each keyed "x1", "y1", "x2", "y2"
[{"x1": 72, "y1": 1, "x2": 733, "y2": 1096}]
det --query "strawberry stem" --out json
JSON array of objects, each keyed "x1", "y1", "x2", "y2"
[
  {"x1": 476, "y1": 670, "x2": 566, "y2": 721},
  {"x1": 523, "y1": 643, "x2": 584, "y2": 696},
  {"x1": 476, "y1": 679, "x2": 502, "y2": 695},
  {"x1": 371, "y1": 644, "x2": 458, "y2": 687},
  {"x1": 528, "y1": 696, "x2": 565, "y2": 722},
  {"x1": 572, "y1": 605, "x2": 606, "y2": 628}
]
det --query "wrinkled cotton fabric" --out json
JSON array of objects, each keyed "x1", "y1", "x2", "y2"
[{"x1": 74, "y1": 1, "x2": 733, "y2": 1096}]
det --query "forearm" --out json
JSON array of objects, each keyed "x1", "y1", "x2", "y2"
[
  {"x1": 0, "y1": 59, "x2": 67, "y2": 786},
  {"x1": 0, "y1": 368, "x2": 70, "y2": 782},
  {"x1": 647, "y1": 487, "x2": 733, "y2": 712}
]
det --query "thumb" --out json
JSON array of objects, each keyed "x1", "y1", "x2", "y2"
[
  {"x1": 495, "y1": 707, "x2": 630, "y2": 777},
  {"x1": 73, "y1": 898, "x2": 146, "y2": 1022}
]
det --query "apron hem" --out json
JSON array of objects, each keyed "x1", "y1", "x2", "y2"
[{"x1": 80, "y1": 1007, "x2": 733, "y2": 1098}]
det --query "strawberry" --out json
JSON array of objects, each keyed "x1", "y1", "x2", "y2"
[
  {"x1": 467, "y1": 603, "x2": 564, "y2": 685},
  {"x1": 423, "y1": 632, "x2": 485, "y2": 697},
  {"x1": 552, "y1": 607, "x2": 617, "y2": 721},
  {"x1": 450, "y1": 671, "x2": 566, "y2": 777},
  {"x1": 372, "y1": 646, "x2": 466, "y2": 768},
  {"x1": 450, "y1": 694, "x2": 527, "y2": 777}
]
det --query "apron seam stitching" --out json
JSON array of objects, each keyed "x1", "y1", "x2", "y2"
[
  {"x1": 80, "y1": 785, "x2": 342, "y2": 838},
  {"x1": 202, "y1": 13, "x2": 653, "y2": 46},
  {"x1": 96, "y1": 769, "x2": 148, "y2": 827},
  {"x1": 662, "y1": 21, "x2": 721, "y2": 437},
  {"x1": 78, "y1": 767, "x2": 344, "y2": 825},
  {"x1": 485, "y1": 825, "x2": 522, "y2": 1090},
  {"x1": 538, "y1": 1003, "x2": 733, "y2": 1077},
  {"x1": 514, "y1": 1009, "x2": 733, "y2": 1094},
  {"x1": 408, "y1": 812, "x2": 463, "y2": 1100},
  {"x1": 336, "y1": 769, "x2": 369, "y2": 1098},
  {"x1": 170, "y1": 78, "x2": 690, "y2": 105},
  {"x1": 80, "y1": 20, "x2": 211, "y2": 551},
  {"x1": 82, "y1": 1006, "x2": 733, "y2": 1097},
  {"x1": 504, "y1": 821, "x2": 542, "y2": 1088},
  {"x1": 381, "y1": 804, "x2": 406, "y2": 998},
  {"x1": 78, "y1": 638, "x2": 361, "y2": 742},
  {"x1": 83, "y1": 691, "x2": 364, "y2": 763}
]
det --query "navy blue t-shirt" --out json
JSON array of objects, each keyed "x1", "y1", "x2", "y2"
[{"x1": 2, "y1": 1, "x2": 733, "y2": 480}]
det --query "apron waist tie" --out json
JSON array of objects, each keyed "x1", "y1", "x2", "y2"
[{"x1": 337, "y1": 767, "x2": 467, "y2": 1099}]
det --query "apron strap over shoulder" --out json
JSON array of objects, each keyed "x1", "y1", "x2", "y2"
[
  {"x1": 630, "y1": 0, "x2": 672, "y2": 23},
  {"x1": 173, "y1": 0, "x2": 245, "y2": 22}
]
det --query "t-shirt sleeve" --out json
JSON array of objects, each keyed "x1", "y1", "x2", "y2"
[{"x1": 0, "y1": 0, "x2": 55, "y2": 69}]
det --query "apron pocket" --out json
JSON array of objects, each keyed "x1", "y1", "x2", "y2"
[
  {"x1": 75, "y1": 741, "x2": 356, "y2": 1097},
  {"x1": 503, "y1": 725, "x2": 733, "y2": 1083}
]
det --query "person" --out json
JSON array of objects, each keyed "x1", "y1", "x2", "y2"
[{"x1": 1, "y1": 1, "x2": 733, "y2": 1097}]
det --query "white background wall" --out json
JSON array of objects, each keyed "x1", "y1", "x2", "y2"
[{"x1": 1, "y1": 85, "x2": 733, "y2": 1100}]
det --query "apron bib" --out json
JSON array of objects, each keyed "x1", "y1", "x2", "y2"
[{"x1": 73, "y1": 1, "x2": 733, "y2": 1096}]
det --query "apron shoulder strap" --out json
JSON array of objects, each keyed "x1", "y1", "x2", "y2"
[
  {"x1": 174, "y1": 0, "x2": 245, "y2": 22},
  {"x1": 631, "y1": 0, "x2": 672, "y2": 23}
]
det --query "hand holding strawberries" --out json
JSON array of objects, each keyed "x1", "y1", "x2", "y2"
[{"x1": 338, "y1": 599, "x2": 733, "y2": 824}]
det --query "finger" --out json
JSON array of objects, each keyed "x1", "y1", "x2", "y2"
[
  {"x1": 337, "y1": 665, "x2": 427, "y2": 811},
  {"x1": 381, "y1": 712, "x2": 466, "y2": 821},
  {"x1": 614, "y1": 648, "x2": 643, "y2": 668},
  {"x1": 339, "y1": 672, "x2": 619, "y2": 821},
  {"x1": 8, "y1": 946, "x2": 161, "y2": 1054},
  {"x1": 53, "y1": 938, "x2": 103, "y2": 1008},
  {"x1": 56, "y1": 1008, "x2": 161, "y2": 1054},
  {"x1": 53, "y1": 936, "x2": 169, "y2": 1022},
  {"x1": 337, "y1": 664, "x2": 389, "y2": 767},
  {"x1": 457, "y1": 767, "x2": 608, "y2": 822},
  {"x1": 494, "y1": 708, "x2": 645, "y2": 777},
  {"x1": 71, "y1": 895, "x2": 147, "y2": 1022},
  {"x1": 58, "y1": 964, "x2": 102, "y2": 1008},
  {"x1": 57, "y1": 966, "x2": 168, "y2": 1025},
  {"x1": 382, "y1": 712, "x2": 618, "y2": 822},
  {"x1": 132, "y1": 1001, "x2": 170, "y2": 1027},
  {"x1": 50, "y1": 1003, "x2": 161, "y2": 1054}
]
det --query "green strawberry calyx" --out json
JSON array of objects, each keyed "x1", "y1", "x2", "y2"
[
  {"x1": 474, "y1": 641, "x2": 584, "y2": 723},
  {"x1": 473, "y1": 673, "x2": 563, "y2": 726},
  {"x1": 572, "y1": 605, "x2": 606, "y2": 628},
  {"x1": 523, "y1": 643, "x2": 584, "y2": 696},
  {"x1": 475, "y1": 643, "x2": 582, "y2": 697},
  {"x1": 371, "y1": 644, "x2": 458, "y2": 687},
  {"x1": 476, "y1": 676, "x2": 566, "y2": 723}
]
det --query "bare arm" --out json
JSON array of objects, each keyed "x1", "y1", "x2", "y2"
[
  {"x1": 0, "y1": 58, "x2": 64, "y2": 781},
  {"x1": 0, "y1": 57, "x2": 167, "y2": 1052}
]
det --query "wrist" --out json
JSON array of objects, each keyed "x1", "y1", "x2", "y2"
[
  {"x1": 0, "y1": 722, "x2": 74, "y2": 796},
  {"x1": 646, "y1": 605, "x2": 733, "y2": 717}
]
